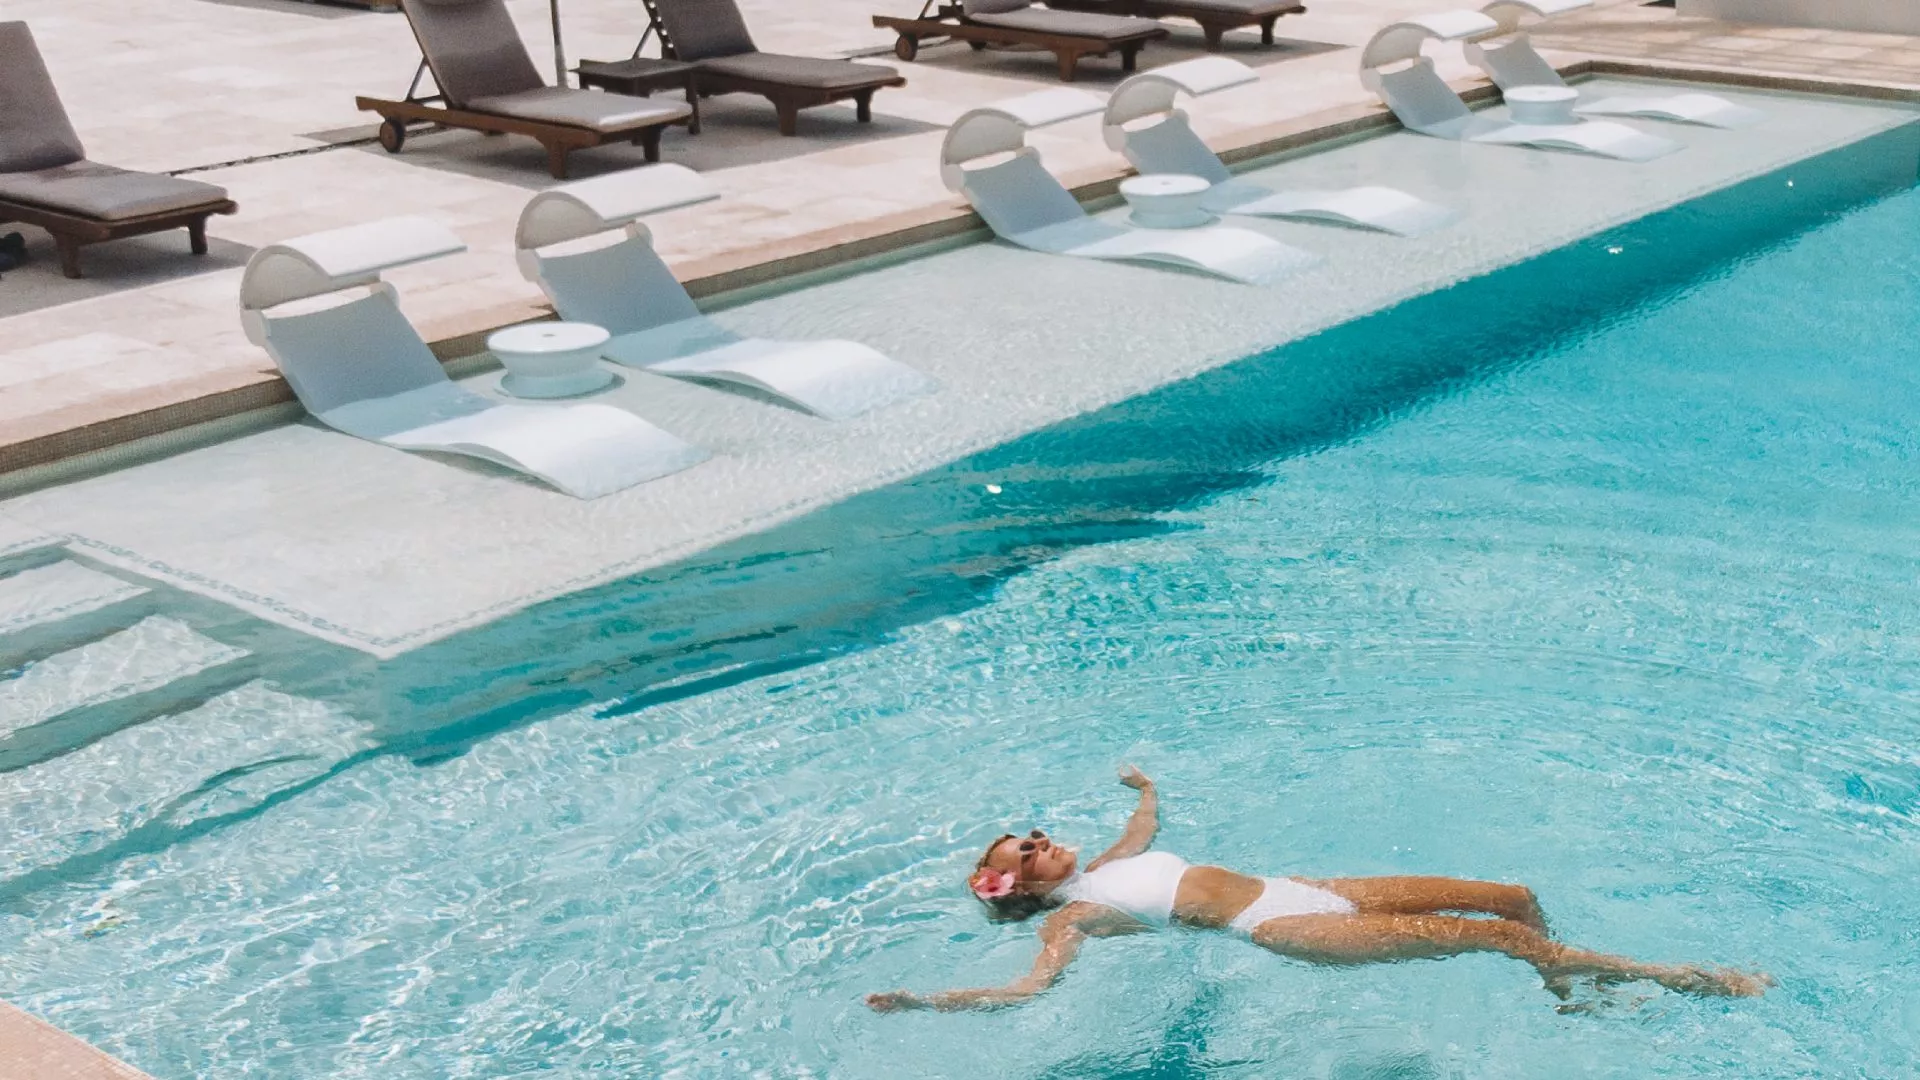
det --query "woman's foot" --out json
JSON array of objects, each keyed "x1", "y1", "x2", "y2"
[{"x1": 1652, "y1": 965, "x2": 1772, "y2": 998}]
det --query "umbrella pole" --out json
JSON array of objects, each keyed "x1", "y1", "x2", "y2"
[{"x1": 550, "y1": 0, "x2": 567, "y2": 87}]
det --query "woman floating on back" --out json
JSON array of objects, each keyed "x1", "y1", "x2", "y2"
[{"x1": 868, "y1": 767, "x2": 1768, "y2": 1012}]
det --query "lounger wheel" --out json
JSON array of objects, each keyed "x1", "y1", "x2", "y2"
[
  {"x1": 894, "y1": 34, "x2": 918, "y2": 62},
  {"x1": 378, "y1": 117, "x2": 407, "y2": 154}
]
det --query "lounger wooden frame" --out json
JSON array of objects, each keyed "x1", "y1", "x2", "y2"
[
  {"x1": 873, "y1": 5, "x2": 1168, "y2": 81},
  {"x1": 355, "y1": 89, "x2": 667, "y2": 179},
  {"x1": 1050, "y1": 0, "x2": 1307, "y2": 50},
  {"x1": 688, "y1": 70, "x2": 906, "y2": 137},
  {"x1": 0, "y1": 196, "x2": 236, "y2": 279}
]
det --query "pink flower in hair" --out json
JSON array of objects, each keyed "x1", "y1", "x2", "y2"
[{"x1": 969, "y1": 867, "x2": 1016, "y2": 900}]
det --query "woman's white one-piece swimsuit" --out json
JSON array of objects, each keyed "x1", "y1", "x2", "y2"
[{"x1": 1055, "y1": 851, "x2": 1355, "y2": 934}]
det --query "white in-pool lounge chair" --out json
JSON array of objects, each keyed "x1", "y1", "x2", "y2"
[
  {"x1": 516, "y1": 166, "x2": 935, "y2": 421},
  {"x1": 1360, "y1": 11, "x2": 1678, "y2": 162},
  {"x1": 240, "y1": 216, "x2": 707, "y2": 498},
  {"x1": 942, "y1": 88, "x2": 1314, "y2": 284},
  {"x1": 1102, "y1": 57, "x2": 1459, "y2": 237},
  {"x1": 1463, "y1": 0, "x2": 1764, "y2": 129}
]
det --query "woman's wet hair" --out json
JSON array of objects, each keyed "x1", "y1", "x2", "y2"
[{"x1": 972, "y1": 834, "x2": 1063, "y2": 922}]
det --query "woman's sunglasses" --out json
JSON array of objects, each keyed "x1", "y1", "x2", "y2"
[{"x1": 1016, "y1": 829, "x2": 1050, "y2": 861}]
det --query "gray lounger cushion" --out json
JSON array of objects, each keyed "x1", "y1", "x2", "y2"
[
  {"x1": 468, "y1": 87, "x2": 692, "y2": 132},
  {"x1": 1147, "y1": 0, "x2": 1301, "y2": 14},
  {"x1": 401, "y1": 0, "x2": 545, "y2": 106},
  {"x1": 652, "y1": 0, "x2": 757, "y2": 62},
  {"x1": 969, "y1": 7, "x2": 1167, "y2": 38},
  {"x1": 696, "y1": 53, "x2": 901, "y2": 91},
  {"x1": 0, "y1": 161, "x2": 228, "y2": 221},
  {"x1": 0, "y1": 21, "x2": 87, "y2": 173},
  {"x1": 962, "y1": 0, "x2": 1031, "y2": 12}
]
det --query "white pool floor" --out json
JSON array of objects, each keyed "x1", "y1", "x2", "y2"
[{"x1": 1, "y1": 79, "x2": 1911, "y2": 656}]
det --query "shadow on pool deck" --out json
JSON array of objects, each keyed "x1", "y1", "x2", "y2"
[{"x1": 0, "y1": 234, "x2": 254, "y2": 321}]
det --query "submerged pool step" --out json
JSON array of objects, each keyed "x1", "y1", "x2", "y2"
[
  {"x1": 0, "y1": 559, "x2": 147, "y2": 636},
  {"x1": 0, "y1": 615, "x2": 249, "y2": 739},
  {"x1": 0, "y1": 680, "x2": 371, "y2": 885}
]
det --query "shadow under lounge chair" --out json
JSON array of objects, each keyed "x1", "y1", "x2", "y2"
[
  {"x1": 874, "y1": 1, "x2": 1168, "y2": 82},
  {"x1": 240, "y1": 216, "x2": 707, "y2": 499},
  {"x1": 0, "y1": 20, "x2": 235, "y2": 279},
  {"x1": 1048, "y1": 0, "x2": 1307, "y2": 51},
  {"x1": 646, "y1": 0, "x2": 905, "y2": 136},
  {"x1": 356, "y1": 0, "x2": 692, "y2": 178}
]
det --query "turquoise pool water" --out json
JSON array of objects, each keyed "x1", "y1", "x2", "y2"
[{"x1": 4, "y1": 123, "x2": 1920, "y2": 1077}]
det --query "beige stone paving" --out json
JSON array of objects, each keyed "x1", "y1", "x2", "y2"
[
  {"x1": 2, "y1": 0, "x2": 1920, "y2": 469},
  {"x1": 1530, "y1": 3, "x2": 1920, "y2": 84}
]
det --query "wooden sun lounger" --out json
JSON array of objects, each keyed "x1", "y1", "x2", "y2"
[
  {"x1": 356, "y1": 0, "x2": 689, "y2": 179},
  {"x1": 353, "y1": 93, "x2": 672, "y2": 178},
  {"x1": 1049, "y1": 0, "x2": 1308, "y2": 50},
  {"x1": 0, "y1": 20, "x2": 237, "y2": 278},
  {"x1": 874, "y1": 2, "x2": 1168, "y2": 82},
  {"x1": 646, "y1": 0, "x2": 906, "y2": 136}
]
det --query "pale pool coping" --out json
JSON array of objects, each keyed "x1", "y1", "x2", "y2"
[
  {"x1": 0, "y1": 999, "x2": 153, "y2": 1080},
  {"x1": 2, "y1": 78, "x2": 1912, "y2": 657}
]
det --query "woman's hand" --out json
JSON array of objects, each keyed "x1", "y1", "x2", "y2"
[
  {"x1": 865, "y1": 990, "x2": 924, "y2": 1013},
  {"x1": 1119, "y1": 765, "x2": 1153, "y2": 791}
]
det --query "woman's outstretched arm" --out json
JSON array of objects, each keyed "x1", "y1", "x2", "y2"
[
  {"x1": 1087, "y1": 766, "x2": 1157, "y2": 872},
  {"x1": 867, "y1": 903, "x2": 1108, "y2": 1013}
]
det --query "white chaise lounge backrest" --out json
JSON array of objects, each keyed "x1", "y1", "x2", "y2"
[
  {"x1": 1466, "y1": 0, "x2": 1589, "y2": 88},
  {"x1": 1359, "y1": 11, "x2": 1500, "y2": 133},
  {"x1": 240, "y1": 217, "x2": 467, "y2": 419},
  {"x1": 940, "y1": 88, "x2": 1106, "y2": 239},
  {"x1": 515, "y1": 165, "x2": 716, "y2": 335},
  {"x1": 1102, "y1": 57, "x2": 1257, "y2": 183}
]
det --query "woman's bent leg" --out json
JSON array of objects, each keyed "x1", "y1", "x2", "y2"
[
  {"x1": 1314, "y1": 876, "x2": 1549, "y2": 934},
  {"x1": 1250, "y1": 914, "x2": 1767, "y2": 998}
]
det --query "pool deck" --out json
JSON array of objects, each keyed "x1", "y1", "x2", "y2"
[
  {"x1": 1, "y1": 0, "x2": 1919, "y2": 662},
  {"x1": 1, "y1": 73, "x2": 1910, "y2": 656},
  {"x1": 6, "y1": 0, "x2": 1920, "y2": 482}
]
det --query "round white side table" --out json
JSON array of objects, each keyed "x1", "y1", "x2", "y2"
[
  {"x1": 1506, "y1": 85, "x2": 1579, "y2": 126},
  {"x1": 1120, "y1": 174, "x2": 1215, "y2": 229},
  {"x1": 488, "y1": 321, "x2": 615, "y2": 399}
]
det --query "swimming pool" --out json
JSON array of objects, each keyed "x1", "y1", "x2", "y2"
[{"x1": 4, "y1": 120, "x2": 1920, "y2": 1077}]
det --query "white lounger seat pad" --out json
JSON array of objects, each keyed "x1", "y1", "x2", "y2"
[
  {"x1": 970, "y1": 7, "x2": 1166, "y2": 39},
  {"x1": 1018, "y1": 216, "x2": 1316, "y2": 284},
  {"x1": 323, "y1": 383, "x2": 707, "y2": 499},
  {"x1": 602, "y1": 319, "x2": 936, "y2": 421},
  {"x1": 1576, "y1": 92, "x2": 1765, "y2": 129},
  {"x1": 1471, "y1": 120, "x2": 1676, "y2": 161},
  {"x1": 1208, "y1": 180, "x2": 1459, "y2": 236}
]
